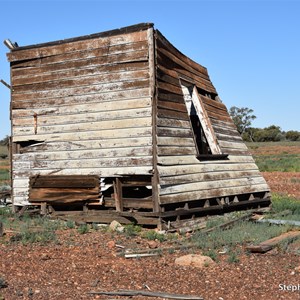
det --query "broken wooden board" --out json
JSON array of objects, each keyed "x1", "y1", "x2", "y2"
[
  {"x1": 88, "y1": 289, "x2": 204, "y2": 300},
  {"x1": 246, "y1": 230, "x2": 300, "y2": 253}
]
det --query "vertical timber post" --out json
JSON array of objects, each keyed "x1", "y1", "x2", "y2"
[
  {"x1": 148, "y1": 26, "x2": 160, "y2": 214},
  {"x1": 113, "y1": 178, "x2": 123, "y2": 212}
]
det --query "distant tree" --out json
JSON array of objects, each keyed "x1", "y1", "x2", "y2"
[
  {"x1": 286, "y1": 130, "x2": 300, "y2": 141},
  {"x1": 229, "y1": 106, "x2": 256, "y2": 135},
  {"x1": 253, "y1": 125, "x2": 284, "y2": 142},
  {"x1": 0, "y1": 136, "x2": 9, "y2": 146}
]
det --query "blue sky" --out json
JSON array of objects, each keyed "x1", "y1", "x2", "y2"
[{"x1": 0, "y1": 0, "x2": 299, "y2": 139}]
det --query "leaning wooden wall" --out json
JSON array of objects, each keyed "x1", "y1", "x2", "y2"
[
  {"x1": 8, "y1": 26, "x2": 154, "y2": 206},
  {"x1": 154, "y1": 30, "x2": 269, "y2": 206}
]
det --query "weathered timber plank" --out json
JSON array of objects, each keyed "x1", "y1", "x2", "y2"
[
  {"x1": 246, "y1": 231, "x2": 300, "y2": 253},
  {"x1": 30, "y1": 175, "x2": 99, "y2": 188},
  {"x1": 155, "y1": 34, "x2": 209, "y2": 80},
  {"x1": 157, "y1": 118, "x2": 190, "y2": 129},
  {"x1": 11, "y1": 49, "x2": 149, "y2": 79},
  {"x1": 13, "y1": 61, "x2": 148, "y2": 86},
  {"x1": 12, "y1": 88, "x2": 150, "y2": 109},
  {"x1": 160, "y1": 176, "x2": 266, "y2": 195},
  {"x1": 8, "y1": 30, "x2": 149, "y2": 62},
  {"x1": 218, "y1": 140, "x2": 249, "y2": 150},
  {"x1": 158, "y1": 155, "x2": 199, "y2": 166},
  {"x1": 13, "y1": 116, "x2": 152, "y2": 136},
  {"x1": 103, "y1": 197, "x2": 153, "y2": 209},
  {"x1": 12, "y1": 126, "x2": 152, "y2": 142},
  {"x1": 202, "y1": 109, "x2": 233, "y2": 123},
  {"x1": 219, "y1": 148, "x2": 251, "y2": 156},
  {"x1": 157, "y1": 100, "x2": 186, "y2": 113},
  {"x1": 204, "y1": 104, "x2": 229, "y2": 118},
  {"x1": 160, "y1": 170, "x2": 264, "y2": 185},
  {"x1": 157, "y1": 127, "x2": 193, "y2": 138},
  {"x1": 158, "y1": 154, "x2": 255, "y2": 166},
  {"x1": 215, "y1": 132, "x2": 243, "y2": 142},
  {"x1": 158, "y1": 162, "x2": 259, "y2": 177},
  {"x1": 159, "y1": 183, "x2": 270, "y2": 204},
  {"x1": 12, "y1": 178, "x2": 30, "y2": 188},
  {"x1": 157, "y1": 81, "x2": 182, "y2": 95},
  {"x1": 20, "y1": 137, "x2": 153, "y2": 153},
  {"x1": 16, "y1": 146, "x2": 152, "y2": 161},
  {"x1": 156, "y1": 64, "x2": 216, "y2": 95},
  {"x1": 12, "y1": 78, "x2": 150, "y2": 102},
  {"x1": 212, "y1": 125, "x2": 241, "y2": 137},
  {"x1": 29, "y1": 188, "x2": 100, "y2": 203},
  {"x1": 210, "y1": 118, "x2": 236, "y2": 130},
  {"x1": 157, "y1": 136, "x2": 195, "y2": 147},
  {"x1": 14, "y1": 156, "x2": 153, "y2": 169},
  {"x1": 13, "y1": 69, "x2": 149, "y2": 93},
  {"x1": 157, "y1": 91, "x2": 184, "y2": 104},
  {"x1": 12, "y1": 41, "x2": 149, "y2": 71},
  {"x1": 12, "y1": 97, "x2": 151, "y2": 119},
  {"x1": 54, "y1": 212, "x2": 159, "y2": 226},
  {"x1": 157, "y1": 146, "x2": 196, "y2": 156},
  {"x1": 157, "y1": 108, "x2": 189, "y2": 120},
  {"x1": 13, "y1": 166, "x2": 153, "y2": 179},
  {"x1": 200, "y1": 95, "x2": 228, "y2": 111}
]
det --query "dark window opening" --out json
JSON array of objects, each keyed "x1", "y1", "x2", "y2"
[{"x1": 190, "y1": 114, "x2": 212, "y2": 155}]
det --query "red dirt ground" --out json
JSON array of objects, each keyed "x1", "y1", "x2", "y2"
[
  {"x1": 0, "y1": 230, "x2": 300, "y2": 300},
  {"x1": 263, "y1": 172, "x2": 300, "y2": 199}
]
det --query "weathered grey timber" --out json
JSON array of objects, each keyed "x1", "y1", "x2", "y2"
[{"x1": 6, "y1": 23, "x2": 270, "y2": 225}]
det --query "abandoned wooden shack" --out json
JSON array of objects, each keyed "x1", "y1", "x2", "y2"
[{"x1": 7, "y1": 23, "x2": 270, "y2": 227}]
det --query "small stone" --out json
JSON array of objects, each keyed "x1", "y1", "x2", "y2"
[
  {"x1": 147, "y1": 240, "x2": 158, "y2": 249},
  {"x1": 107, "y1": 240, "x2": 116, "y2": 249},
  {"x1": 40, "y1": 253, "x2": 50, "y2": 260},
  {"x1": 295, "y1": 266, "x2": 300, "y2": 273},
  {"x1": 109, "y1": 220, "x2": 124, "y2": 232},
  {"x1": 175, "y1": 254, "x2": 216, "y2": 268}
]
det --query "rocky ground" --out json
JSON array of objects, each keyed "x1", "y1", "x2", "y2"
[{"x1": 0, "y1": 228, "x2": 300, "y2": 300}]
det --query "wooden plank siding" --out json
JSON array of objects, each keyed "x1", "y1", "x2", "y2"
[
  {"x1": 154, "y1": 29, "x2": 269, "y2": 205},
  {"x1": 9, "y1": 26, "x2": 154, "y2": 206},
  {"x1": 8, "y1": 23, "x2": 269, "y2": 215}
]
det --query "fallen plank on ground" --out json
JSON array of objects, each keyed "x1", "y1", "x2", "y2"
[
  {"x1": 88, "y1": 289, "x2": 204, "y2": 299},
  {"x1": 256, "y1": 219, "x2": 300, "y2": 227},
  {"x1": 246, "y1": 230, "x2": 300, "y2": 253}
]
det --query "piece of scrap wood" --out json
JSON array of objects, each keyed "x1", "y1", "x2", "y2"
[
  {"x1": 88, "y1": 289, "x2": 204, "y2": 299},
  {"x1": 202, "y1": 212, "x2": 253, "y2": 234},
  {"x1": 246, "y1": 230, "x2": 300, "y2": 253},
  {"x1": 124, "y1": 253, "x2": 160, "y2": 259},
  {"x1": 257, "y1": 219, "x2": 300, "y2": 227}
]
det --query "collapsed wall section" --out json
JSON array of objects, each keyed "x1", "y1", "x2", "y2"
[{"x1": 154, "y1": 30, "x2": 270, "y2": 212}]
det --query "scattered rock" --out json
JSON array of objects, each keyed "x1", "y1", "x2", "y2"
[
  {"x1": 109, "y1": 220, "x2": 124, "y2": 233},
  {"x1": 147, "y1": 240, "x2": 158, "y2": 249},
  {"x1": 40, "y1": 253, "x2": 51, "y2": 261},
  {"x1": 107, "y1": 240, "x2": 116, "y2": 249},
  {"x1": 294, "y1": 266, "x2": 300, "y2": 273},
  {"x1": 175, "y1": 254, "x2": 216, "y2": 268}
]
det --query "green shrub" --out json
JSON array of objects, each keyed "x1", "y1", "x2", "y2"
[
  {"x1": 77, "y1": 224, "x2": 89, "y2": 234},
  {"x1": 271, "y1": 194, "x2": 300, "y2": 215},
  {"x1": 65, "y1": 220, "x2": 75, "y2": 229},
  {"x1": 142, "y1": 230, "x2": 166, "y2": 242},
  {"x1": 227, "y1": 250, "x2": 240, "y2": 263},
  {"x1": 124, "y1": 224, "x2": 142, "y2": 236}
]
